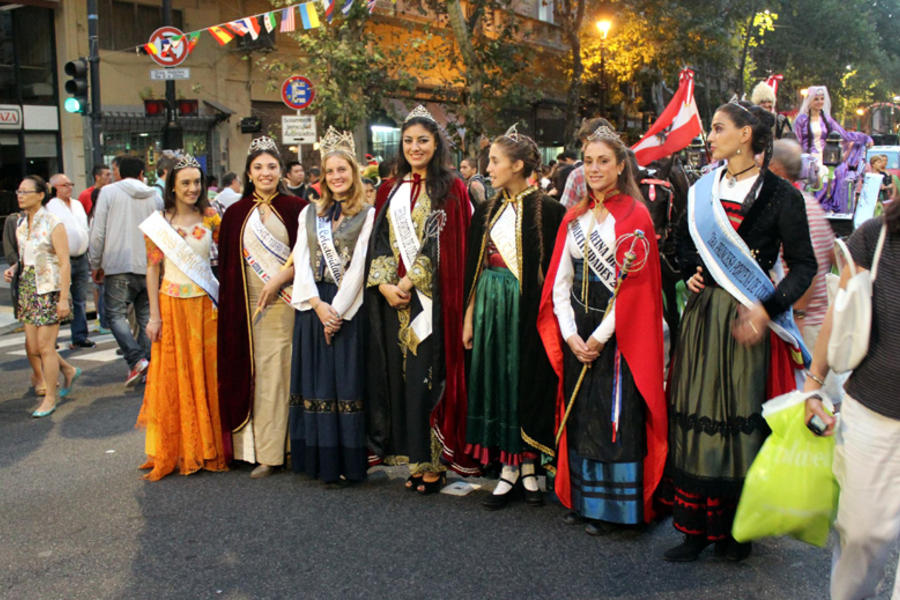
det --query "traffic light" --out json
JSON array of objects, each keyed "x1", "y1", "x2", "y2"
[
  {"x1": 144, "y1": 99, "x2": 167, "y2": 117},
  {"x1": 63, "y1": 58, "x2": 89, "y2": 114}
]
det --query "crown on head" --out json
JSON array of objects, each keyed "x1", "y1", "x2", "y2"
[
  {"x1": 319, "y1": 126, "x2": 356, "y2": 156},
  {"x1": 248, "y1": 136, "x2": 279, "y2": 155},
  {"x1": 503, "y1": 122, "x2": 522, "y2": 142},
  {"x1": 173, "y1": 154, "x2": 201, "y2": 171},
  {"x1": 404, "y1": 104, "x2": 436, "y2": 124},
  {"x1": 586, "y1": 125, "x2": 621, "y2": 143}
]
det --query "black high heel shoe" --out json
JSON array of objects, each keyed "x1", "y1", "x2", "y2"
[
  {"x1": 520, "y1": 473, "x2": 544, "y2": 506},
  {"x1": 416, "y1": 472, "x2": 446, "y2": 495},
  {"x1": 482, "y1": 477, "x2": 519, "y2": 510}
]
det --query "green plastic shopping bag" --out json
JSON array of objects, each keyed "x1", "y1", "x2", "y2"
[{"x1": 732, "y1": 391, "x2": 838, "y2": 547}]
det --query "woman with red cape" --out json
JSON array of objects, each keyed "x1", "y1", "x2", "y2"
[{"x1": 538, "y1": 125, "x2": 667, "y2": 535}]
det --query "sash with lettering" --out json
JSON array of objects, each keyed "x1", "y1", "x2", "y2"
[
  {"x1": 139, "y1": 211, "x2": 220, "y2": 306},
  {"x1": 488, "y1": 201, "x2": 521, "y2": 283},
  {"x1": 570, "y1": 215, "x2": 617, "y2": 293},
  {"x1": 242, "y1": 207, "x2": 292, "y2": 304},
  {"x1": 387, "y1": 182, "x2": 432, "y2": 343},
  {"x1": 688, "y1": 167, "x2": 811, "y2": 365},
  {"x1": 316, "y1": 214, "x2": 344, "y2": 285}
]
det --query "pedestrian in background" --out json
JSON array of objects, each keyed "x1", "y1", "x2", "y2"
[
  {"x1": 459, "y1": 157, "x2": 486, "y2": 206},
  {"x1": 289, "y1": 128, "x2": 374, "y2": 485},
  {"x1": 77, "y1": 163, "x2": 110, "y2": 216},
  {"x1": 136, "y1": 155, "x2": 227, "y2": 481},
  {"x1": 213, "y1": 172, "x2": 242, "y2": 214},
  {"x1": 89, "y1": 156, "x2": 163, "y2": 386},
  {"x1": 284, "y1": 160, "x2": 308, "y2": 199},
  {"x1": 4, "y1": 208, "x2": 45, "y2": 396},
  {"x1": 48, "y1": 173, "x2": 94, "y2": 349},
  {"x1": 4, "y1": 176, "x2": 80, "y2": 417},
  {"x1": 217, "y1": 136, "x2": 307, "y2": 478},
  {"x1": 306, "y1": 166, "x2": 322, "y2": 202},
  {"x1": 804, "y1": 202, "x2": 900, "y2": 599},
  {"x1": 769, "y1": 139, "x2": 835, "y2": 349},
  {"x1": 152, "y1": 154, "x2": 176, "y2": 206}
]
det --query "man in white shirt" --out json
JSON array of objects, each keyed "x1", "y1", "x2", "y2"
[
  {"x1": 213, "y1": 172, "x2": 242, "y2": 214},
  {"x1": 48, "y1": 173, "x2": 94, "y2": 348}
]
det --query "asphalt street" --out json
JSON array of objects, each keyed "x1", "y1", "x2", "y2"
[{"x1": 0, "y1": 283, "x2": 896, "y2": 599}]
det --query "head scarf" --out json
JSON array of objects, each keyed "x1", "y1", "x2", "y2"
[{"x1": 798, "y1": 85, "x2": 832, "y2": 118}]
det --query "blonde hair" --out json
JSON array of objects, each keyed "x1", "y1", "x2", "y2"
[{"x1": 318, "y1": 150, "x2": 365, "y2": 217}]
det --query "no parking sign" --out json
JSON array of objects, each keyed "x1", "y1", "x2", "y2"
[{"x1": 281, "y1": 76, "x2": 315, "y2": 111}]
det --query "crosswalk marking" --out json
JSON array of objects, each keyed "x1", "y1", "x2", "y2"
[{"x1": 5, "y1": 334, "x2": 119, "y2": 362}]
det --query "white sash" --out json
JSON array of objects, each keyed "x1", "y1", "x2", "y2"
[
  {"x1": 387, "y1": 183, "x2": 432, "y2": 343},
  {"x1": 571, "y1": 216, "x2": 617, "y2": 293},
  {"x1": 139, "y1": 211, "x2": 219, "y2": 305},
  {"x1": 243, "y1": 207, "x2": 292, "y2": 305},
  {"x1": 489, "y1": 202, "x2": 520, "y2": 282},
  {"x1": 315, "y1": 214, "x2": 344, "y2": 285}
]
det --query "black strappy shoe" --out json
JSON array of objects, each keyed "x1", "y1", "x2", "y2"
[
  {"x1": 520, "y1": 473, "x2": 544, "y2": 506},
  {"x1": 482, "y1": 477, "x2": 519, "y2": 510},
  {"x1": 416, "y1": 473, "x2": 446, "y2": 495},
  {"x1": 405, "y1": 474, "x2": 423, "y2": 491}
]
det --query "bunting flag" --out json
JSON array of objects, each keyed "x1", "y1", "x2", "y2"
[
  {"x1": 185, "y1": 31, "x2": 201, "y2": 52},
  {"x1": 144, "y1": 41, "x2": 158, "y2": 56},
  {"x1": 263, "y1": 11, "x2": 277, "y2": 33},
  {"x1": 280, "y1": 6, "x2": 296, "y2": 32},
  {"x1": 227, "y1": 20, "x2": 249, "y2": 36},
  {"x1": 631, "y1": 69, "x2": 704, "y2": 166},
  {"x1": 208, "y1": 25, "x2": 235, "y2": 45},
  {"x1": 242, "y1": 16, "x2": 261, "y2": 39},
  {"x1": 300, "y1": 2, "x2": 322, "y2": 28},
  {"x1": 367, "y1": 0, "x2": 376, "y2": 13},
  {"x1": 341, "y1": 0, "x2": 354, "y2": 15},
  {"x1": 320, "y1": 0, "x2": 335, "y2": 22}
]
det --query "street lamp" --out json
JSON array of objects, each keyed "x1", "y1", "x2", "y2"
[{"x1": 596, "y1": 19, "x2": 612, "y2": 115}]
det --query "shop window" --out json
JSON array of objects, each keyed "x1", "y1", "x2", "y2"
[
  {"x1": 371, "y1": 125, "x2": 400, "y2": 161},
  {"x1": 24, "y1": 133, "x2": 60, "y2": 178},
  {"x1": 99, "y1": 0, "x2": 184, "y2": 51},
  {"x1": 0, "y1": 7, "x2": 56, "y2": 105}
]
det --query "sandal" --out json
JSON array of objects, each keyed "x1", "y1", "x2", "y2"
[
  {"x1": 405, "y1": 474, "x2": 424, "y2": 491},
  {"x1": 416, "y1": 473, "x2": 446, "y2": 495}
]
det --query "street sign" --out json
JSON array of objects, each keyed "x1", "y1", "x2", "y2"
[
  {"x1": 282, "y1": 115, "x2": 317, "y2": 144},
  {"x1": 150, "y1": 68, "x2": 191, "y2": 81},
  {"x1": 147, "y1": 26, "x2": 191, "y2": 68},
  {"x1": 281, "y1": 76, "x2": 315, "y2": 110}
]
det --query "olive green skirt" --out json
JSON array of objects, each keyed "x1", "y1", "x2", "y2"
[{"x1": 667, "y1": 286, "x2": 770, "y2": 497}]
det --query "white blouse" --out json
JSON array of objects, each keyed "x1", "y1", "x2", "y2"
[
  {"x1": 552, "y1": 209, "x2": 617, "y2": 345},
  {"x1": 291, "y1": 204, "x2": 375, "y2": 320}
]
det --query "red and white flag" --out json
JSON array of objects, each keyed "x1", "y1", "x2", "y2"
[
  {"x1": 765, "y1": 73, "x2": 784, "y2": 98},
  {"x1": 242, "y1": 16, "x2": 261, "y2": 40},
  {"x1": 631, "y1": 69, "x2": 703, "y2": 166}
]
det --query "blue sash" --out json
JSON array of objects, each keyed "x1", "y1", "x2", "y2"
[{"x1": 688, "y1": 167, "x2": 810, "y2": 366}]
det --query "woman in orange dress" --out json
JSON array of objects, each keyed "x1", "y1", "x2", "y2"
[{"x1": 135, "y1": 155, "x2": 227, "y2": 481}]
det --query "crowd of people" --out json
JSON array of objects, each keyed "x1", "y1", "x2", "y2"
[{"x1": 5, "y1": 83, "x2": 899, "y2": 595}]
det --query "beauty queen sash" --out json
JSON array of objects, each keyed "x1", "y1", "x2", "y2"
[
  {"x1": 688, "y1": 167, "x2": 811, "y2": 365},
  {"x1": 570, "y1": 215, "x2": 617, "y2": 293},
  {"x1": 489, "y1": 201, "x2": 521, "y2": 283},
  {"x1": 315, "y1": 214, "x2": 344, "y2": 285},
  {"x1": 139, "y1": 211, "x2": 219, "y2": 305},
  {"x1": 387, "y1": 182, "x2": 432, "y2": 344},
  {"x1": 242, "y1": 207, "x2": 292, "y2": 305}
]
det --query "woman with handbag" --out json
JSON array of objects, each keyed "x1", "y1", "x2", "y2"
[
  {"x1": 804, "y1": 199, "x2": 900, "y2": 600},
  {"x1": 3, "y1": 176, "x2": 80, "y2": 417}
]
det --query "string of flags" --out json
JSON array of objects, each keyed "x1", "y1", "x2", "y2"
[{"x1": 141, "y1": 0, "x2": 382, "y2": 57}]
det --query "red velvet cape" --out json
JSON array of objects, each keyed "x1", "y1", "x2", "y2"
[
  {"x1": 374, "y1": 177, "x2": 479, "y2": 474},
  {"x1": 217, "y1": 193, "x2": 307, "y2": 437},
  {"x1": 536, "y1": 194, "x2": 667, "y2": 522}
]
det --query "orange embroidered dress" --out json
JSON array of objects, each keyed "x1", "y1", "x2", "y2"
[{"x1": 136, "y1": 208, "x2": 227, "y2": 480}]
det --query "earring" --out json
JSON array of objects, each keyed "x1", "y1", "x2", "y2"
[{"x1": 736, "y1": 148, "x2": 742, "y2": 155}]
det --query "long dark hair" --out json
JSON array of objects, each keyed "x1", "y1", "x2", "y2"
[
  {"x1": 576, "y1": 136, "x2": 644, "y2": 216},
  {"x1": 714, "y1": 101, "x2": 775, "y2": 213},
  {"x1": 243, "y1": 149, "x2": 287, "y2": 198},
  {"x1": 163, "y1": 164, "x2": 210, "y2": 212},
  {"x1": 396, "y1": 116, "x2": 455, "y2": 208}
]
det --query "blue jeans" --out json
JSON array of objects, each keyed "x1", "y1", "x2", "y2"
[
  {"x1": 69, "y1": 253, "x2": 91, "y2": 343},
  {"x1": 104, "y1": 273, "x2": 150, "y2": 369}
]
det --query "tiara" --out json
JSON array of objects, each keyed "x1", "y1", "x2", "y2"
[
  {"x1": 173, "y1": 154, "x2": 201, "y2": 171},
  {"x1": 248, "y1": 136, "x2": 279, "y2": 155},
  {"x1": 586, "y1": 125, "x2": 621, "y2": 142},
  {"x1": 404, "y1": 104, "x2": 436, "y2": 123},
  {"x1": 503, "y1": 122, "x2": 522, "y2": 142},
  {"x1": 729, "y1": 98, "x2": 752, "y2": 114},
  {"x1": 319, "y1": 126, "x2": 356, "y2": 156}
]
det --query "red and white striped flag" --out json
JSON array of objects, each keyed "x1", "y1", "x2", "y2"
[
  {"x1": 765, "y1": 74, "x2": 784, "y2": 98},
  {"x1": 280, "y1": 6, "x2": 296, "y2": 32},
  {"x1": 242, "y1": 16, "x2": 261, "y2": 40},
  {"x1": 631, "y1": 69, "x2": 703, "y2": 166}
]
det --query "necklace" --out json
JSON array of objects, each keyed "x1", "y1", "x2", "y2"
[{"x1": 725, "y1": 163, "x2": 757, "y2": 188}]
